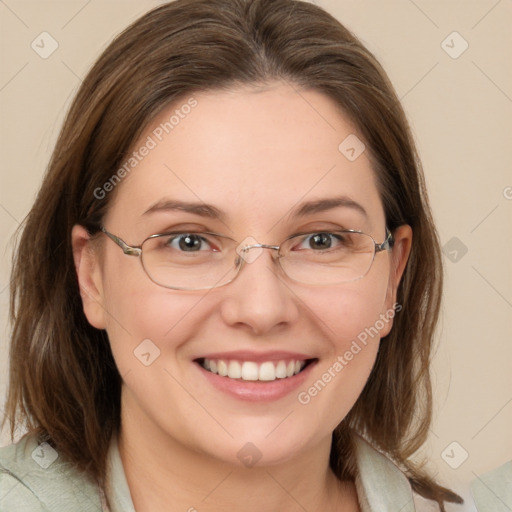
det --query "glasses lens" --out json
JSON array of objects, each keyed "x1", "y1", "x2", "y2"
[
  {"x1": 279, "y1": 231, "x2": 376, "y2": 285},
  {"x1": 139, "y1": 230, "x2": 381, "y2": 289},
  {"x1": 141, "y1": 232, "x2": 237, "y2": 290}
]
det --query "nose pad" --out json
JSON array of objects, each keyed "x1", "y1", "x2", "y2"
[
  {"x1": 236, "y1": 236, "x2": 265, "y2": 265},
  {"x1": 235, "y1": 237, "x2": 281, "y2": 266}
]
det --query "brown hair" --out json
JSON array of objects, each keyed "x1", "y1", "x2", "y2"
[{"x1": 4, "y1": 0, "x2": 462, "y2": 508}]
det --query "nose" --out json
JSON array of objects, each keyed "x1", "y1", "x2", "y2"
[{"x1": 219, "y1": 247, "x2": 300, "y2": 335}]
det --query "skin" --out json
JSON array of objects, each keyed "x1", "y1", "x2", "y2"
[{"x1": 72, "y1": 81, "x2": 412, "y2": 512}]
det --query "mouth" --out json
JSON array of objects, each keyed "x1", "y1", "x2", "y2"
[{"x1": 195, "y1": 357, "x2": 316, "y2": 382}]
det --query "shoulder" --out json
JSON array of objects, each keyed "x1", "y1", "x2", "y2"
[
  {"x1": 0, "y1": 434, "x2": 101, "y2": 511},
  {"x1": 471, "y1": 460, "x2": 512, "y2": 511},
  {"x1": 352, "y1": 435, "x2": 452, "y2": 512}
]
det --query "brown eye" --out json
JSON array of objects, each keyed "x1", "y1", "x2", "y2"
[
  {"x1": 308, "y1": 233, "x2": 332, "y2": 250},
  {"x1": 294, "y1": 232, "x2": 345, "y2": 251},
  {"x1": 164, "y1": 234, "x2": 212, "y2": 252}
]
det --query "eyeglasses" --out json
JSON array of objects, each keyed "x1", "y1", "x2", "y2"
[{"x1": 100, "y1": 226, "x2": 394, "y2": 291}]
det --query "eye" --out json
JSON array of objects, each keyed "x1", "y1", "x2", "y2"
[
  {"x1": 164, "y1": 233, "x2": 217, "y2": 252},
  {"x1": 294, "y1": 232, "x2": 347, "y2": 251}
]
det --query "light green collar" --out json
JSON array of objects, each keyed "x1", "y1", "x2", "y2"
[{"x1": 471, "y1": 460, "x2": 512, "y2": 511}]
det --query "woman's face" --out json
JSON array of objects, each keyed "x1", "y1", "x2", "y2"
[{"x1": 74, "y1": 82, "x2": 411, "y2": 467}]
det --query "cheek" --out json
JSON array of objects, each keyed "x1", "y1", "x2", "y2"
[
  {"x1": 292, "y1": 261, "x2": 391, "y2": 423},
  {"x1": 99, "y1": 254, "x2": 206, "y2": 374},
  {"x1": 304, "y1": 257, "x2": 391, "y2": 352}
]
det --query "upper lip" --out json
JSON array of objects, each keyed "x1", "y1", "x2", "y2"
[{"x1": 194, "y1": 350, "x2": 316, "y2": 363}]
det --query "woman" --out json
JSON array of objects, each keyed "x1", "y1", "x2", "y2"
[{"x1": 0, "y1": 0, "x2": 463, "y2": 510}]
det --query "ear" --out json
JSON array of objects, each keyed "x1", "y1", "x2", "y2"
[
  {"x1": 380, "y1": 224, "x2": 412, "y2": 337},
  {"x1": 71, "y1": 225, "x2": 107, "y2": 330}
]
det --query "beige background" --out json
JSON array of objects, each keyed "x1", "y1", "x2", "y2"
[{"x1": 1, "y1": 1, "x2": 511, "y2": 510}]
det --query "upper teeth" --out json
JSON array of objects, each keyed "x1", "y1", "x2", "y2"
[{"x1": 202, "y1": 358, "x2": 306, "y2": 381}]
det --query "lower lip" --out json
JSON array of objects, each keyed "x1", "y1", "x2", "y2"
[{"x1": 196, "y1": 361, "x2": 317, "y2": 402}]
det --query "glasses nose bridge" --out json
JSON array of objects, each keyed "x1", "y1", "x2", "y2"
[
  {"x1": 241, "y1": 242, "x2": 280, "y2": 253},
  {"x1": 238, "y1": 243, "x2": 282, "y2": 265},
  {"x1": 235, "y1": 243, "x2": 282, "y2": 274}
]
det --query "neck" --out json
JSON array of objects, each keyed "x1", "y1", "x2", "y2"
[{"x1": 117, "y1": 397, "x2": 359, "y2": 512}]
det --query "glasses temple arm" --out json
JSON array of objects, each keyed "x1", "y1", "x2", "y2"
[{"x1": 100, "y1": 227, "x2": 142, "y2": 256}]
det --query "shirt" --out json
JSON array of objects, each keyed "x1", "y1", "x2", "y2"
[
  {"x1": 0, "y1": 433, "x2": 445, "y2": 511},
  {"x1": 470, "y1": 460, "x2": 512, "y2": 511}
]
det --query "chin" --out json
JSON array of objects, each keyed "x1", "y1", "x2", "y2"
[{"x1": 185, "y1": 418, "x2": 327, "y2": 470}]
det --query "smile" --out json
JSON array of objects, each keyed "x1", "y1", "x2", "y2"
[{"x1": 199, "y1": 358, "x2": 312, "y2": 381}]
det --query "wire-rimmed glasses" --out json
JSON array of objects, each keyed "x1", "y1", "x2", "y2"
[{"x1": 100, "y1": 226, "x2": 394, "y2": 291}]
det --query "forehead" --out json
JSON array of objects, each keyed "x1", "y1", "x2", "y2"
[{"x1": 105, "y1": 82, "x2": 385, "y2": 234}]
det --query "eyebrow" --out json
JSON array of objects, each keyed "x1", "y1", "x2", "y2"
[
  {"x1": 143, "y1": 196, "x2": 367, "y2": 221},
  {"x1": 143, "y1": 199, "x2": 226, "y2": 221},
  {"x1": 291, "y1": 196, "x2": 367, "y2": 219}
]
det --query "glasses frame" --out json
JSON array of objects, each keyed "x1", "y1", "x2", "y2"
[{"x1": 100, "y1": 226, "x2": 394, "y2": 291}]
